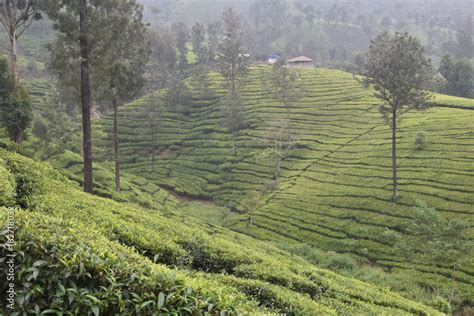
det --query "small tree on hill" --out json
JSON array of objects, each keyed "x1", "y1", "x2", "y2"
[
  {"x1": 266, "y1": 59, "x2": 303, "y2": 149},
  {"x1": 361, "y1": 31, "x2": 432, "y2": 198},
  {"x1": 145, "y1": 93, "x2": 163, "y2": 173},
  {"x1": 221, "y1": 90, "x2": 246, "y2": 155},
  {"x1": 0, "y1": 55, "x2": 32, "y2": 144},
  {"x1": 163, "y1": 77, "x2": 192, "y2": 132},
  {"x1": 384, "y1": 202, "x2": 473, "y2": 302},
  {"x1": 242, "y1": 190, "x2": 262, "y2": 227},
  {"x1": 190, "y1": 66, "x2": 215, "y2": 99},
  {"x1": 438, "y1": 54, "x2": 474, "y2": 98},
  {"x1": 258, "y1": 117, "x2": 289, "y2": 180}
]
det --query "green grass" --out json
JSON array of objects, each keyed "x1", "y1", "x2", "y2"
[
  {"x1": 0, "y1": 149, "x2": 442, "y2": 314},
  {"x1": 89, "y1": 65, "x2": 474, "y2": 309}
]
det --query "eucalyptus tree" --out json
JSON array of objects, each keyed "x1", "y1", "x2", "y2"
[
  {"x1": 361, "y1": 31, "x2": 432, "y2": 198},
  {"x1": 0, "y1": 0, "x2": 41, "y2": 89}
]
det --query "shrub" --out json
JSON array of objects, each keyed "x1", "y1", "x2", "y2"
[
  {"x1": 0, "y1": 87, "x2": 33, "y2": 143},
  {"x1": 415, "y1": 132, "x2": 427, "y2": 150},
  {"x1": 0, "y1": 160, "x2": 16, "y2": 206},
  {"x1": 1, "y1": 150, "x2": 45, "y2": 208},
  {"x1": 323, "y1": 254, "x2": 357, "y2": 272},
  {"x1": 428, "y1": 296, "x2": 452, "y2": 314}
]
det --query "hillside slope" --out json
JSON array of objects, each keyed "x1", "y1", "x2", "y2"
[
  {"x1": 92, "y1": 66, "x2": 474, "y2": 306},
  {"x1": 0, "y1": 150, "x2": 442, "y2": 314}
]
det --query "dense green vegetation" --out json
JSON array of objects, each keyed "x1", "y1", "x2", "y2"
[
  {"x1": 0, "y1": 150, "x2": 443, "y2": 314},
  {"x1": 89, "y1": 66, "x2": 474, "y2": 310},
  {"x1": 1, "y1": 1, "x2": 473, "y2": 314}
]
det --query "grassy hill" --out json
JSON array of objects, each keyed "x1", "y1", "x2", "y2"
[
  {"x1": 0, "y1": 149, "x2": 443, "y2": 314},
  {"x1": 90, "y1": 66, "x2": 474, "y2": 309}
]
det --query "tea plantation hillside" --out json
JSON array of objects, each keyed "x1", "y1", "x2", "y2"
[
  {"x1": 91, "y1": 66, "x2": 474, "y2": 306},
  {"x1": 0, "y1": 150, "x2": 443, "y2": 315}
]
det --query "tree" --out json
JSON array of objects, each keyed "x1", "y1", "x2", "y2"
[
  {"x1": 241, "y1": 190, "x2": 262, "y2": 227},
  {"x1": 163, "y1": 77, "x2": 192, "y2": 132},
  {"x1": 258, "y1": 117, "x2": 289, "y2": 180},
  {"x1": 95, "y1": 1, "x2": 149, "y2": 193},
  {"x1": 191, "y1": 22, "x2": 208, "y2": 64},
  {"x1": 43, "y1": 0, "x2": 95, "y2": 192},
  {"x1": 207, "y1": 20, "x2": 222, "y2": 61},
  {"x1": 439, "y1": 54, "x2": 474, "y2": 98},
  {"x1": 79, "y1": 0, "x2": 93, "y2": 193},
  {"x1": 362, "y1": 31, "x2": 432, "y2": 198},
  {"x1": 218, "y1": 7, "x2": 249, "y2": 92},
  {"x1": 147, "y1": 28, "x2": 177, "y2": 89},
  {"x1": 189, "y1": 66, "x2": 215, "y2": 99},
  {"x1": 0, "y1": 0, "x2": 42, "y2": 89},
  {"x1": 144, "y1": 93, "x2": 163, "y2": 173},
  {"x1": 455, "y1": 15, "x2": 473, "y2": 59},
  {"x1": 45, "y1": 0, "x2": 150, "y2": 193},
  {"x1": 266, "y1": 59, "x2": 303, "y2": 149},
  {"x1": 0, "y1": 58, "x2": 32, "y2": 144},
  {"x1": 384, "y1": 202, "x2": 473, "y2": 302},
  {"x1": 0, "y1": 57, "x2": 11, "y2": 103},
  {"x1": 221, "y1": 90, "x2": 246, "y2": 155},
  {"x1": 172, "y1": 22, "x2": 189, "y2": 72}
]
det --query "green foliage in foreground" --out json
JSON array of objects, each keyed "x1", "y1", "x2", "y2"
[{"x1": 0, "y1": 150, "x2": 441, "y2": 315}]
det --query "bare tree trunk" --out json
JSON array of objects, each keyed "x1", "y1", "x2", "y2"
[
  {"x1": 274, "y1": 156, "x2": 281, "y2": 180},
  {"x1": 80, "y1": 0, "x2": 93, "y2": 193},
  {"x1": 151, "y1": 117, "x2": 155, "y2": 172},
  {"x1": 286, "y1": 105, "x2": 292, "y2": 149},
  {"x1": 113, "y1": 99, "x2": 120, "y2": 192},
  {"x1": 9, "y1": 30, "x2": 19, "y2": 90},
  {"x1": 392, "y1": 109, "x2": 398, "y2": 198}
]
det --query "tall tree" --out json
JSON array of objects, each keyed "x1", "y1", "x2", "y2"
[
  {"x1": 95, "y1": 1, "x2": 149, "y2": 193},
  {"x1": 362, "y1": 31, "x2": 432, "y2": 198},
  {"x1": 218, "y1": 7, "x2": 249, "y2": 92},
  {"x1": 266, "y1": 59, "x2": 303, "y2": 149},
  {"x1": 207, "y1": 20, "x2": 222, "y2": 61},
  {"x1": 191, "y1": 22, "x2": 208, "y2": 64},
  {"x1": 0, "y1": 0, "x2": 41, "y2": 89},
  {"x1": 147, "y1": 28, "x2": 177, "y2": 89},
  {"x1": 45, "y1": 0, "x2": 149, "y2": 193},
  {"x1": 172, "y1": 22, "x2": 189, "y2": 72},
  {"x1": 79, "y1": 0, "x2": 93, "y2": 193}
]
